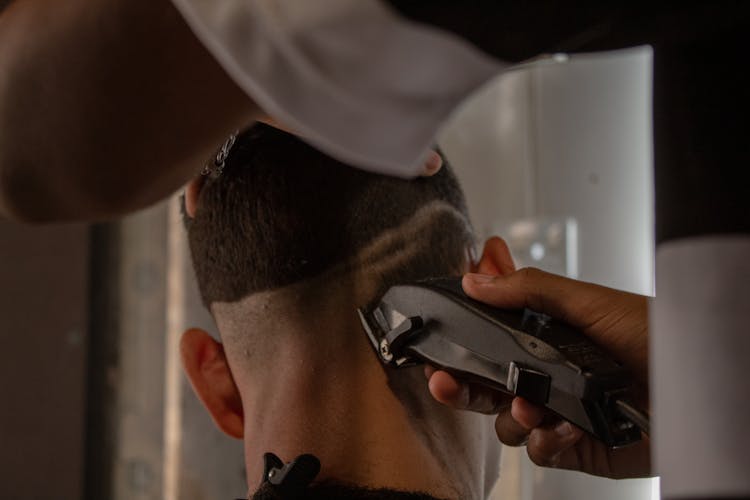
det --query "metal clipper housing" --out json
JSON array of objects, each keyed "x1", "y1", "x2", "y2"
[{"x1": 358, "y1": 277, "x2": 644, "y2": 448}]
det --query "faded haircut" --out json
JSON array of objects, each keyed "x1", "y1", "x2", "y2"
[{"x1": 187, "y1": 123, "x2": 474, "y2": 307}]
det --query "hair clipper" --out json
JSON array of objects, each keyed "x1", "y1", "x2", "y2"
[{"x1": 358, "y1": 277, "x2": 648, "y2": 448}]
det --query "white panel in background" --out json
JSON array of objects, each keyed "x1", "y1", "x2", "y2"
[
  {"x1": 531, "y1": 47, "x2": 654, "y2": 297},
  {"x1": 503, "y1": 216, "x2": 578, "y2": 278},
  {"x1": 524, "y1": 45, "x2": 655, "y2": 500},
  {"x1": 440, "y1": 46, "x2": 656, "y2": 500},
  {"x1": 439, "y1": 69, "x2": 536, "y2": 244}
]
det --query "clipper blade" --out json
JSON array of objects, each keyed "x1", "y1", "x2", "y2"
[{"x1": 357, "y1": 307, "x2": 387, "y2": 358}]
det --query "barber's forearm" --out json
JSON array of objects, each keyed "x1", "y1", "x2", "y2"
[{"x1": 0, "y1": 0, "x2": 258, "y2": 222}]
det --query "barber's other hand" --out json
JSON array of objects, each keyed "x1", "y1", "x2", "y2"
[{"x1": 426, "y1": 267, "x2": 651, "y2": 479}]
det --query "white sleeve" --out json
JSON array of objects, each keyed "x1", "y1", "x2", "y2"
[{"x1": 169, "y1": 0, "x2": 505, "y2": 177}]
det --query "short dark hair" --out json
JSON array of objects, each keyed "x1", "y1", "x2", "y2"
[{"x1": 187, "y1": 123, "x2": 473, "y2": 307}]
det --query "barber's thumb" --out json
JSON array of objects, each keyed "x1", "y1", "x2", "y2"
[
  {"x1": 462, "y1": 271, "x2": 526, "y2": 309},
  {"x1": 462, "y1": 268, "x2": 574, "y2": 319}
]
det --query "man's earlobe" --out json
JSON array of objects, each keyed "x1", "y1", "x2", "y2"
[
  {"x1": 472, "y1": 236, "x2": 516, "y2": 276},
  {"x1": 180, "y1": 328, "x2": 244, "y2": 439}
]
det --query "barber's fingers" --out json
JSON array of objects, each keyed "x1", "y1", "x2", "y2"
[
  {"x1": 424, "y1": 366, "x2": 545, "y2": 430},
  {"x1": 425, "y1": 366, "x2": 512, "y2": 414},
  {"x1": 425, "y1": 364, "x2": 588, "y2": 464},
  {"x1": 494, "y1": 409, "x2": 530, "y2": 446},
  {"x1": 426, "y1": 367, "x2": 558, "y2": 450},
  {"x1": 462, "y1": 268, "x2": 614, "y2": 330},
  {"x1": 494, "y1": 398, "x2": 545, "y2": 446},
  {"x1": 525, "y1": 421, "x2": 585, "y2": 468}
]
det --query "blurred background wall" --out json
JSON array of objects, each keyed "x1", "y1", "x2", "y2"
[
  {"x1": 0, "y1": 221, "x2": 88, "y2": 499},
  {"x1": 0, "y1": 202, "x2": 246, "y2": 500}
]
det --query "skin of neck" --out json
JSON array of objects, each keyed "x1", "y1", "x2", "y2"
[{"x1": 212, "y1": 271, "x2": 500, "y2": 500}]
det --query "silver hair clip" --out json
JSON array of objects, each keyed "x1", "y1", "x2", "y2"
[{"x1": 202, "y1": 131, "x2": 239, "y2": 178}]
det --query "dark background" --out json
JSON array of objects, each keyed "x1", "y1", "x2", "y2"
[{"x1": 0, "y1": 221, "x2": 89, "y2": 499}]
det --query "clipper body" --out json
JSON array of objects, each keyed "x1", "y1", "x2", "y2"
[{"x1": 359, "y1": 277, "x2": 645, "y2": 448}]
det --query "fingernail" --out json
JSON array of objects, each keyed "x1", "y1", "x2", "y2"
[
  {"x1": 554, "y1": 421, "x2": 575, "y2": 438},
  {"x1": 465, "y1": 273, "x2": 495, "y2": 284}
]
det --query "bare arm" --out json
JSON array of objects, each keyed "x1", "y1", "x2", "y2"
[{"x1": 0, "y1": 0, "x2": 259, "y2": 222}]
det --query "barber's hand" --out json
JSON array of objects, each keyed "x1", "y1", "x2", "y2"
[{"x1": 426, "y1": 266, "x2": 651, "y2": 479}]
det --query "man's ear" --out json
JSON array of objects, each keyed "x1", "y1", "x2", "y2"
[
  {"x1": 184, "y1": 176, "x2": 205, "y2": 218},
  {"x1": 180, "y1": 328, "x2": 244, "y2": 439},
  {"x1": 470, "y1": 236, "x2": 516, "y2": 276}
]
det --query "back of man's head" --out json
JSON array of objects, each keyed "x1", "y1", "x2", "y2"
[
  {"x1": 187, "y1": 123, "x2": 474, "y2": 310},
  {"x1": 182, "y1": 124, "x2": 501, "y2": 500}
]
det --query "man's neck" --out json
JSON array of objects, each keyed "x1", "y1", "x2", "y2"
[
  {"x1": 235, "y1": 312, "x2": 461, "y2": 498},
  {"x1": 212, "y1": 278, "x2": 498, "y2": 499}
]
